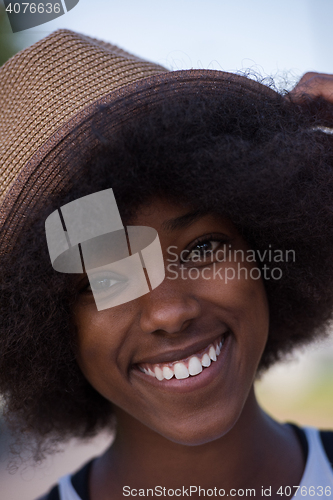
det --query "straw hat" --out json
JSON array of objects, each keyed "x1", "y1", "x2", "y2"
[{"x1": 0, "y1": 29, "x2": 277, "y2": 257}]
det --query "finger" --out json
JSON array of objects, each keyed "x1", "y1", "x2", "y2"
[{"x1": 289, "y1": 72, "x2": 333, "y2": 102}]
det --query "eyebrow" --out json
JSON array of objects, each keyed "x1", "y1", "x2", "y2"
[{"x1": 161, "y1": 210, "x2": 208, "y2": 232}]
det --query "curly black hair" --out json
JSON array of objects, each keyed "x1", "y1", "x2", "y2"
[{"x1": 1, "y1": 76, "x2": 333, "y2": 456}]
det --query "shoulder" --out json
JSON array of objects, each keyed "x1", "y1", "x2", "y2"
[
  {"x1": 36, "y1": 484, "x2": 60, "y2": 500},
  {"x1": 301, "y1": 425, "x2": 333, "y2": 478},
  {"x1": 318, "y1": 428, "x2": 333, "y2": 465},
  {"x1": 36, "y1": 458, "x2": 94, "y2": 500},
  {"x1": 286, "y1": 423, "x2": 333, "y2": 476}
]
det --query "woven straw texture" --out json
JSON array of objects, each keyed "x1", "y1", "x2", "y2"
[
  {"x1": 0, "y1": 29, "x2": 167, "y2": 254},
  {"x1": 0, "y1": 29, "x2": 278, "y2": 257}
]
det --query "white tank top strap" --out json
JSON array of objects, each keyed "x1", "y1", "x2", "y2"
[
  {"x1": 298, "y1": 427, "x2": 333, "y2": 490},
  {"x1": 58, "y1": 474, "x2": 83, "y2": 500}
]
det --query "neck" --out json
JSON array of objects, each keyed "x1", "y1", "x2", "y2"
[{"x1": 91, "y1": 387, "x2": 304, "y2": 498}]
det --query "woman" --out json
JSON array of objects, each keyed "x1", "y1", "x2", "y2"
[{"x1": 0, "y1": 30, "x2": 333, "y2": 500}]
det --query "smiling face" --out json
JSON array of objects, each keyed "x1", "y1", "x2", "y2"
[{"x1": 71, "y1": 198, "x2": 270, "y2": 446}]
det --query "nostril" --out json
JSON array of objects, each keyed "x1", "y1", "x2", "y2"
[
  {"x1": 138, "y1": 294, "x2": 201, "y2": 336},
  {"x1": 139, "y1": 309, "x2": 198, "y2": 337}
]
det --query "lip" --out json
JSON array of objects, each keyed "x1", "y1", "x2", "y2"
[
  {"x1": 132, "y1": 329, "x2": 229, "y2": 366},
  {"x1": 131, "y1": 332, "x2": 231, "y2": 394}
]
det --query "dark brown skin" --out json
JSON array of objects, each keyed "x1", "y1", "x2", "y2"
[
  {"x1": 289, "y1": 71, "x2": 333, "y2": 102},
  {"x1": 71, "y1": 198, "x2": 305, "y2": 500}
]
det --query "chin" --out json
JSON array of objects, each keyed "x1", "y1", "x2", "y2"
[{"x1": 155, "y1": 410, "x2": 238, "y2": 447}]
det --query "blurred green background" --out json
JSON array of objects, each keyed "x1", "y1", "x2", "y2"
[{"x1": 255, "y1": 337, "x2": 333, "y2": 429}]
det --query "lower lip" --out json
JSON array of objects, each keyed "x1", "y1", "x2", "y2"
[{"x1": 131, "y1": 333, "x2": 231, "y2": 394}]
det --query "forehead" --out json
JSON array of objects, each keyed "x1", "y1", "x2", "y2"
[{"x1": 128, "y1": 197, "x2": 238, "y2": 237}]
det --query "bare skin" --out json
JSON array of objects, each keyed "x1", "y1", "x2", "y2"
[
  {"x1": 289, "y1": 71, "x2": 333, "y2": 102},
  {"x1": 71, "y1": 198, "x2": 305, "y2": 500}
]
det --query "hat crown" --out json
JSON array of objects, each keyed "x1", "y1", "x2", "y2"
[{"x1": 0, "y1": 29, "x2": 167, "y2": 208}]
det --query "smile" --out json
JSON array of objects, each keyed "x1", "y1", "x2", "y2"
[{"x1": 137, "y1": 335, "x2": 225, "y2": 381}]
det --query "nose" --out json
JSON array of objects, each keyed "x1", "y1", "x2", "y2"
[{"x1": 138, "y1": 281, "x2": 201, "y2": 336}]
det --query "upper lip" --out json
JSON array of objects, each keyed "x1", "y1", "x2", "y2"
[{"x1": 133, "y1": 330, "x2": 228, "y2": 366}]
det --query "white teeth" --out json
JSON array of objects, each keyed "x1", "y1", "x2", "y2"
[
  {"x1": 154, "y1": 366, "x2": 164, "y2": 381},
  {"x1": 209, "y1": 345, "x2": 217, "y2": 362},
  {"x1": 162, "y1": 366, "x2": 174, "y2": 380},
  {"x1": 201, "y1": 353, "x2": 211, "y2": 367},
  {"x1": 188, "y1": 356, "x2": 203, "y2": 376},
  {"x1": 174, "y1": 362, "x2": 189, "y2": 379},
  {"x1": 139, "y1": 334, "x2": 226, "y2": 381}
]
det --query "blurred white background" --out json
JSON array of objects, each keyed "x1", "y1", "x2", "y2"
[
  {"x1": 2, "y1": 0, "x2": 333, "y2": 77},
  {"x1": 0, "y1": 0, "x2": 332, "y2": 499}
]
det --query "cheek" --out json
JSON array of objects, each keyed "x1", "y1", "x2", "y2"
[
  {"x1": 197, "y1": 257, "x2": 268, "y2": 306},
  {"x1": 195, "y1": 260, "x2": 269, "y2": 352},
  {"x1": 229, "y1": 271, "x2": 269, "y2": 375},
  {"x1": 72, "y1": 303, "x2": 134, "y2": 394}
]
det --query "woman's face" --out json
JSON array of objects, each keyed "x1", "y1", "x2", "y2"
[{"x1": 72, "y1": 198, "x2": 269, "y2": 445}]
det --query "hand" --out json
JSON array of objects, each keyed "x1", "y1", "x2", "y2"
[{"x1": 289, "y1": 72, "x2": 333, "y2": 103}]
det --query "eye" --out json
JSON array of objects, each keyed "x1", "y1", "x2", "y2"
[
  {"x1": 187, "y1": 240, "x2": 221, "y2": 261},
  {"x1": 86, "y1": 277, "x2": 120, "y2": 292},
  {"x1": 181, "y1": 234, "x2": 229, "y2": 264},
  {"x1": 80, "y1": 272, "x2": 128, "y2": 295}
]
